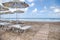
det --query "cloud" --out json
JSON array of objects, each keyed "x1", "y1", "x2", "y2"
[
  {"x1": 19, "y1": 0, "x2": 25, "y2": 2},
  {"x1": 27, "y1": 0, "x2": 34, "y2": 2},
  {"x1": 32, "y1": 8, "x2": 38, "y2": 13},
  {"x1": 25, "y1": 8, "x2": 29, "y2": 12},
  {"x1": 48, "y1": 13, "x2": 60, "y2": 18},
  {"x1": 39, "y1": 6, "x2": 47, "y2": 13},
  {"x1": 32, "y1": 6, "x2": 47, "y2": 13},
  {"x1": 44, "y1": 6, "x2": 47, "y2": 9},
  {"x1": 50, "y1": 6, "x2": 60, "y2": 13},
  {"x1": 47, "y1": 6, "x2": 60, "y2": 17},
  {"x1": 29, "y1": 3, "x2": 35, "y2": 7},
  {"x1": 11, "y1": 0, "x2": 25, "y2": 2},
  {"x1": 0, "y1": 0, "x2": 2, "y2": 3},
  {"x1": 53, "y1": 8, "x2": 60, "y2": 13}
]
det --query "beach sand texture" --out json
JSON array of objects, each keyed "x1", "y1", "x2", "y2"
[{"x1": 0, "y1": 22, "x2": 60, "y2": 40}]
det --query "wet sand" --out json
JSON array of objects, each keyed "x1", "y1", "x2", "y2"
[{"x1": 0, "y1": 22, "x2": 60, "y2": 40}]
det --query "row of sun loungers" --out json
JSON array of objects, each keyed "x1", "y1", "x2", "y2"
[
  {"x1": 0, "y1": 21, "x2": 31, "y2": 33},
  {"x1": 0, "y1": 1, "x2": 30, "y2": 33}
]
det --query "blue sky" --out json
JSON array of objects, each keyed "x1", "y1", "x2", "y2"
[{"x1": 0, "y1": 0, "x2": 60, "y2": 21}]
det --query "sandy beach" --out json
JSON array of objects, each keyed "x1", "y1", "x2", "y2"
[{"x1": 0, "y1": 21, "x2": 60, "y2": 40}]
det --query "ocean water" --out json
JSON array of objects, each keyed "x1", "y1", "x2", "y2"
[{"x1": 0, "y1": 18, "x2": 60, "y2": 22}]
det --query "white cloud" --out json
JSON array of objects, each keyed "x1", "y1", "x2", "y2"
[
  {"x1": 9, "y1": 8, "x2": 25, "y2": 12},
  {"x1": 25, "y1": 8, "x2": 28, "y2": 12},
  {"x1": 32, "y1": 8, "x2": 38, "y2": 13},
  {"x1": 30, "y1": 3, "x2": 35, "y2": 7},
  {"x1": 48, "y1": 13, "x2": 60, "y2": 18},
  {"x1": 9, "y1": 9, "x2": 15, "y2": 12},
  {"x1": 47, "y1": 6, "x2": 60, "y2": 17},
  {"x1": 53, "y1": 8, "x2": 60, "y2": 13},
  {"x1": 19, "y1": 0, "x2": 25, "y2": 2},
  {"x1": 27, "y1": 0, "x2": 34, "y2": 2},
  {"x1": 44, "y1": 6, "x2": 47, "y2": 9},
  {"x1": 32, "y1": 7, "x2": 47, "y2": 13},
  {"x1": 11, "y1": 0, "x2": 25, "y2": 2},
  {"x1": 50, "y1": 6, "x2": 60, "y2": 13},
  {"x1": 0, "y1": 0, "x2": 2, "y2": 3},
  {"x1": 39, "y1": 6, "x2": 47, "y2": 13}
]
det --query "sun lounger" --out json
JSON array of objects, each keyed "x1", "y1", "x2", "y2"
[
  {"x1": 8, "y1": 24, "x2": 31, "y2": 33},
  {"x1": 0, "y1": 22, "x2": 11, "y2": 25},
  {"x1": 9, "y1": 24, "x2": 31, "y2": 30},
  {"x1": 20, "y1": 26, "x2": 31, "y2": 30},
  {"x1": 9, "y1": 24, "x2": 21, "y2": 28},
  {"x1": 0, "y1": 22, "x2": 12, "y2": 31}
]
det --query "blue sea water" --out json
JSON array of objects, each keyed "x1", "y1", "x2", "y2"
[{"x1": 0, "y1": 18, "x2": 60, "y2": 22}]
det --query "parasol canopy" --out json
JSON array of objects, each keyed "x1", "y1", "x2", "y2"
[
  {"x1": 0, "y1": 5, "x2": 24, "y2": 15},
  {"x1": 0, "y1": 5, "x2": 9, "y2": 11},
  {"x1": 0, "y1": 10, "x2": 24, "y2": 15},
  {"x1": 14, "y1": 10, "x2": 24, "y2": 13},
  {"x1": 2, "y1": 1, "x2": 29, "y2": 8}
]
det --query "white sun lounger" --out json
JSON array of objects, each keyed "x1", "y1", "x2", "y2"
[
  {"x1": 20, "y1": 26, "x2": 31, "y2": 30},
  {"x1": 0, "y1": 22, "x2": 11, "y2": 25},
  {"x1": 9, "y1": 24, "x2": 31, "y2": 30},
  {"x1": 9, "y1": 24, "x2": 21, "y2": 28},
  {"x1": 0, "y1": 22, "x2": 12, "y2": 31}
]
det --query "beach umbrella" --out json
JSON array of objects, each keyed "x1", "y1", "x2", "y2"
[
  {"x1": 0, "y1": 0, "x2": 29, "y2": 23},
  {"x1": 0, "y1": 5, "x2": 11, "y2": 15},
  {"x1": 2, "y1": 1, "x2": 29, "y2": 8},
  {"x1": 0, "y1": 5, "x2": 24, "y2": 15},
  {"x1": 0, "y1": 5, "x2": 9, "y2": 11},
  {"x1": 0, "y1": 0, "x2": 30, "y2": 32},
  {"x1": 0, "y1": 10, "x2": 24, "y2": 15},
  {"x1": 14, "y1": 10, "x2": 24, "y2": 13},
  {"x1": 0, "y1": 0, "x2": 29, "y2": 14},
  {"x1": 0, "y1": 11, "x2": 13, "y2": 15},
  {"x1": 0, "y1": 5, "x2": 10, "y2": 14}
]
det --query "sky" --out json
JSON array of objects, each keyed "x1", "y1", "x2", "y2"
[{"x1": 0, "y1": 0, "x2": 60, "y2": 21}]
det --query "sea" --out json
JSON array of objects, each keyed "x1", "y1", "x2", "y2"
[{"x1": 0, "y1": 18, "x2": 60, "y2": 22}]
